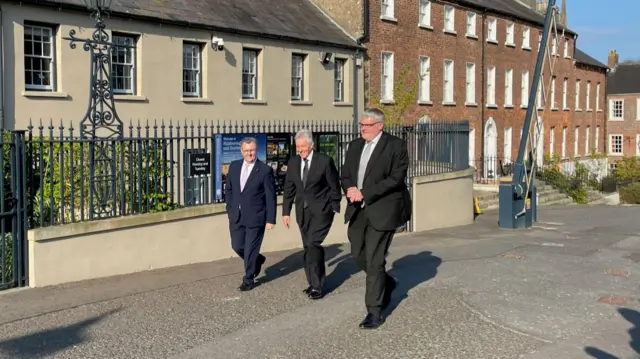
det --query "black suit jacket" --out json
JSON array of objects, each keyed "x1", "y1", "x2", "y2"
[
  {"x1": 225, "y1": 159, "x2": 277, "y2": 229},
  {"x1": 341, "y1": 131, "x2": 412, "y2": 231},
  {"x1": 282, "y1": 151, "x2": 341, "y2": 226}
]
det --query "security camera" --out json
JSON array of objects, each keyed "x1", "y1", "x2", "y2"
[{"x1": 212, "y1": 36, "x2": 224, "y2": 51}]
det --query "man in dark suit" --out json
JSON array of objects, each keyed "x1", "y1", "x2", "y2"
[
  {"x1": 225, "y1": 137, "x2": 277, "y2": 291},
  {"x1": 341, "y1": 108, "x2": 412, "y2": 329},
  {"x1": 282, "y1": 129, "x2": 341, "y2": 299}
]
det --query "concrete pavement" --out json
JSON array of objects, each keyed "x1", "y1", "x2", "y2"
[{"x1": 0, "y1": 204, "x2": 638, "y2": 358}]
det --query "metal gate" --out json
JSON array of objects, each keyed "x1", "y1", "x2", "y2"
[{"x1": 0, "y1": 132, "x2": 27, "y2": 289}]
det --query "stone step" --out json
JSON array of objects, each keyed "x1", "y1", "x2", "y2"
[
  {"x1": 477, "y1": 191, "x2": 572, "y2": 210},
  {"x1": 480, "y1": 196, "x2": 575, "y2": 211},
  {"x1": 474, "y1": 188, "x2": 564, "y2": 202}
]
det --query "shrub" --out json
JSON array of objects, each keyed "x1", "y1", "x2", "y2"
[
  {"x1": 537, "y1": 166, "x2": 589, "y2": 204},
  {"x1": 618, "y1": 182, "x2": 640, "y2": 204}
]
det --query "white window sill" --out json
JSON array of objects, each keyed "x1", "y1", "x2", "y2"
[
  {"x1": 114, "y1": 95, "x2": 147, "y2": 102},
  {"x1": 240, "y1": 99, "x2": 267, "y2": 105},
  {"x1": 466, "y1": 34, "x2": 478, "y2": 39},
  {"x1": 506, "y1": 42, "x2": 516, "y2": 47},
  {"x1": 22, "y1": 90, "x2": 68, "y2": 98},
  {"x1": 486, "y1": 104, "x2": 498, "y2": 108},
  {"x1": 523, "y1": 47, "x2": 531, "y2": 51},
  {"x1": 333, "y1": 102, "x2": 352, "y2": 107},
  {"x1": 442, "y1": 101, "x2": 456, "y2": 106},
  {"x1": 418, "y1": 100, "x2": 432, "y2": 105},
  {"x1": 181, "y1": 97, "x2": 212, "y2": 103},
  {"x1": 504, "y1": 104, "x2": 514, "y2": 108},
  {"x1": 381, "y1": 15, "x2": 397, "y2": 23},
  {"x1": 487, "y1": 39, "x2": 498, "y2": 44},
  {"x1": 443, "y1": 29, "x2": 457, "y2": 35},
  {"x1": 465, "y1": 102, "x2": 477, "y2": 107},
  {"x1": 419, "y1": 24, "x2": 433, "y2": 30},
  {"x1": 290, "y1": 100, "x2": 313, "y2": 106}
]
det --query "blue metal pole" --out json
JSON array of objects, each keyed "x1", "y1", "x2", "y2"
[
  {"x1": 498, "y1": 0, "x2": 555, "y2": 229},
  {"x1": 511, "y1": 0, "x2": 555, "y2": 193}
]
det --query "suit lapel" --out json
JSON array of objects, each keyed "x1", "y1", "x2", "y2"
[
  {"x1": 363, "y1": 132, "x2": 388, "y2": 181},
  {"x1": 305, "y1": 152, "x2": 320, "y2": 188}
]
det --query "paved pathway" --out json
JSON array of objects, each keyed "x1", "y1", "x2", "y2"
[{"x1": 0, "y1": 205, "x2": 638, "y2": 358}]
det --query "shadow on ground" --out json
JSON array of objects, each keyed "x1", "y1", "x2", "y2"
[
  {"x1": 0, "y1": 307, "x2": 123, "y2": 359},
  {"x1": 585, "y1": 307, "x2": 640, "y2": 359},
  {"x1": 257, "y1": 244, "x2": 345, "y2": 287},
  {"x1": 386, "y1": 251, "x2": 442, "y2": 316}
]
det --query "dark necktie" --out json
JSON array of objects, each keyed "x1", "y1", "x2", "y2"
[
  {"x1": 302, "y1": 158, "x2": 309, "y2": 187},
  {"x1": 302, "y1": 158, "x2": 309, "y2": 208}
]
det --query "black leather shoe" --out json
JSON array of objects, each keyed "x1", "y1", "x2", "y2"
[
  {"x1": 308, "y1": 288, "x2": 324, "y2": 300},
  {"x1": 255, "y1": 255, "x2": 266, "y2": 278},
  {"x1": 302, "y1": 286, "x2": 312, "y2": 294},
  {"x1": 359, "y1": 313, "x2": 385, "y2": 329},
  {"x1": 238, "y1": 281, "x2": 256, "y2": 292},
  {"x1": 382, "y1": 277, "x2": 398, "y2": 311}
]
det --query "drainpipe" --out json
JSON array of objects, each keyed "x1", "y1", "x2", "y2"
[
  {"x1": 352, "y1": 49, "x2": 360, "y2": 127},
  {"x1": 354, "y1": 0, "x2": 369, "y2": 127},
  {"x1": 0, "y1": 5, "x2": 4, "y2": 129},
  {"x1": 357, "y1": 0, "x2": 370, "y2": 44},
  {"x1": 480, "y1": 11, "x2": 487, "y2": 175}
]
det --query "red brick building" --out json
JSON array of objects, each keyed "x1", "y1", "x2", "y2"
[
  {"x1": 311, "y1": 0, "x2": 607, "y2": 178},
  {"x1": 604, "y1": 50, "x2": 640, "y2": 165}
]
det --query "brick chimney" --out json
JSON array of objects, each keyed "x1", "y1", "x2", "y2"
[
  {"x1": 536, "y1": 0, "x2": 547, "y2": 13},
  {"x1": 560, "y1": 0, "x2": 567, "y2": 27},
  {"x1": 608, "y1": 49, "x2": 619, "y2": 69}
]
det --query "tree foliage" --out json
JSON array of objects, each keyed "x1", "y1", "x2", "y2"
[{"x1": 370, "y1": 64, "x2": 418, "y2": 125}]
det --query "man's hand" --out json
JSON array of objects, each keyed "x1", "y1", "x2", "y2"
[
  {"x1": 265, "y1": 223, "x2": 275, "y2": 230},
  {"x1": 346, "y1": 187, "x2": 363, "y2": 202},
  {"x1": 282, "y1": 216, "x2": 291, "y2": 228}
]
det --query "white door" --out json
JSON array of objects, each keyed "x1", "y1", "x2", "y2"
[
  {"x1": 484, "y1": 117, "x2": 498, "y2": 179},
  {"x1": 469, "y1": 128, "x2": 475, "y2": 168},
  {"x1": 535, "y1": 116, "x2": 544, "y2": 167}
]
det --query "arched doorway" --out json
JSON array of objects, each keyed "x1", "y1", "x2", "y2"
[{"x1": 484, "y1": 117, "x2": 498, "y2": 179}]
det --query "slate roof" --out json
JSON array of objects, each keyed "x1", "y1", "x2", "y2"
[
  {"x1": 456, "y1": 0, "x2": 577, "y2": 36},
  {"x1": 574, "y1": 48, "x2": 607, "y2": 69},
  {"x1": 20, "y1": 0, "x2": 361, "y2": 49},
  {"x1": 608, "y1": 62, "x2": 640, "y2": 94}
]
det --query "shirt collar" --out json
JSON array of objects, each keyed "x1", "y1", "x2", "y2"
[
  {"x1": 305, "y1": 150, "x2": 314, "y2": 162},
  {"x1": 368, "y1": 131, "x2": 383, "y2": 144}
]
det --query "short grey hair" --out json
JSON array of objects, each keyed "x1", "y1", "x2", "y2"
[
  {"x1": 240, "y1": 137, "x2": 257, "y2": 146},
  {"x1": 294, "y1": 129, "x2": 314, "y2": 146},
  {"x1": 362, "y1": 108, "x2": 385, "y2": 123}
]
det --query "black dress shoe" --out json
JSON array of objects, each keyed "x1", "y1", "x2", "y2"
[
  {"x1": 254, "y1": 254, "x2": 266, "y2": 278},
  {"x1": 308, "y1": 288, "x2": 324, "y2": 300},
  {"x1": 359, "y1": 313, "x2": 385, "y2": 329},
  {"x1": 302, "y1": 286, "x2": 312, "y2": 294},
  {"x1": 382, "y1": 276, "x2": 398, "y2": 311},
  {"x1": 238, "y1": 281, "x2": 256, "y2": 292}
]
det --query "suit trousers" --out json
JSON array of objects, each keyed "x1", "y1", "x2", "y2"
[
  {"x1": 347, "y1": 208, "x2": 394, "y2": 316},
  {"x1": 230, "y1": 212, "x2": 266, "y2": 284},
  {"x1": 298, "y1": 207, "x2": 334, "y2": 290}
]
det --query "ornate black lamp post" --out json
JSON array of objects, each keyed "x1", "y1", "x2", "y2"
[{"x1": 63, "y1": 0, "x2": 125, "y2": 219}]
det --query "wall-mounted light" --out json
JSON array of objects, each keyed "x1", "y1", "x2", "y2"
[{"x1": 319, "y1": 52, "x2": 332, "y2": 64}]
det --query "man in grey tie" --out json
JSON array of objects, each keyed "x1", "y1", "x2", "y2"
[{"x1": 341, "y1": 108, "x2": 412, "y2": 329}]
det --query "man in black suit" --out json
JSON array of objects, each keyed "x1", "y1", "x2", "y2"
[
  {"x1": 225, "y1": 137, "x2": 277, "y2": 291},
  {"x1": 341, "y1": 108, "x2": 412, "y2": 329},
  {"x1": 282, "y1": 129, "x2": 341, "y2": 299}
]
